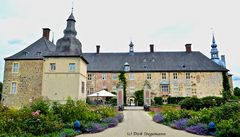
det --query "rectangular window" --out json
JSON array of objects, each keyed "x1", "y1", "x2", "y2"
[
  {"x1": 186, "y1": 72, "x2": 190, "y2": 79},
  {"x1": 88, "y1": 74, "x2": 92, "y2": 80},
  {"x1": 69, "y1": 63, "x2": 76, "y2": 71},
  {"x1": 90, "y1": 88, "x2": 94, "y2": 94},
  {"x1": 147, "y1": 73, "x2": 151, "y2": 80},
  {"x1": 130, "y1": 73, "x2": 134, "y2": 80},
  {"x1": 161, "y1": 85, "x2": 169, "y2": 92},
  {"x1": 112, "y1": 86, "x2": 117, "y2": 92},
  {"x1": 173, "y1": 73, "x2": 178, "y2": 79},
  {"x1": 36, "y1": 52, "x2": 41, "y2": 56},
  {"x1": 12, "y1": 63, "x2": 19, "y2": 73},
  {"x1": 162, "y1": 73, "x2": 166, "y2": 79},
  {"x1": 112, "y1": 73, "x2": 117, "y2": 80},
  {"x1": 81, "y1": 81, "x2": 85, "y2": 93},
  {"x1": 11, "y1": 82, "x2": 17, "y2": 94},
  {"x1": 173, "y1": 85, "x2": 179, "y2": 92},
  {"x1": 102, "y1": 73, "x2": 107, "y2": 80},
  {"x1": 130, "y1": 86, "x2": 135, "y2": 93},
  {"x1": 50, "y1": 63, "x2": 56, "y2": 71}
]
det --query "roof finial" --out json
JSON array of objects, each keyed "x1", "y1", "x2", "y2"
[
  {"x1": 71, "y1": 0, "x2": 74, "y2": 14},
  {"x1": 211, "y1": 28, "x2": 215, "y2": 44}
]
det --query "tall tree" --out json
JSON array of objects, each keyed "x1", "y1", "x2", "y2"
[
  {"x1": 134, "y1": 90, "x2": 143, "y2": 106},
  {"x1": 234, "y1": 87, "x2": 240, "y2": 96},
  {"x1": 118, "y1": 72, "x2": 127, "y2": 105},
  {"x1": 0, "y1": 82, "x2": 2, "y2": 100}
]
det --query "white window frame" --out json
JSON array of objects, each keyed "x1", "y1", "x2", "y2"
[
  {"x1": 162, "y1": 73, "x2": 166, "y2": 79},
  {"x1": 173, "y1": 85, "x2": 179, "y2": 92},
  {"x1": 147, "y1": 73, "x2": 152, "y2": 80},
  {"x1": 81, "y1": 81, "x2": 85, "y2": 93},
  {"x1": 173, "y1": 73, "x2": 178, "y2": 79},
  {"x1": 88, "y1": 74, "x2": 92, "y2": 80},
  {"x1": 186, "y1": 72, "x2": 190, "y2": 79},
  {"x1": 161, "y1": 84, "x2": 169, "y2": 92},
  {"x1": 129, "y1": 73, "x2": 134, "y2": 80},
  {"x1": 112, "y1": 73, "x2": 117, "y2": 80},
  {"x1": 124, "y1": 66, "x2": 130, "y2": 72},
  {"x1": 12, "y1": 62, "x2": 19, "y2": 73},
  {"x1": 69, "y1": 63, "x2": 76, "y2": 71},
  {"x1": 130, "y1": 86, "x2": 135, "y2": 93},
  {"x1": 11, "y1": 82, "x2": 17, "y2": 94},
  {"x1": 50, "y1": 63, "x2": 56, "y2": 71},
  {"x1": 102, "y1": 73, "x2": 107, "y2": 80},
  {"x1": 90, "y1": 88, "x2": 94, "y2": 94}
]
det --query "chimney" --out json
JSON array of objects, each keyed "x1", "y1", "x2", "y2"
[
  {"x1": 185, "y1": 44, "x2": 192, "y2": 53},
  {"x1": 42, "y1": 28, "x2": 50, "y2": 40},
  {"x1": 150, "y1": 44, "x2": 154, "y2": 53},
  {"x1": 221, "y1": 55, "x2": 226, "y2": 66},
  {"x1": 96, "y1": 45, "x2": 100, "y2": 54}
]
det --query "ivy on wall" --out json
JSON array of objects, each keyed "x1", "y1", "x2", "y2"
[
  {"x1": 118, "y1": 72, "x2": 127, "y2": 105},
  {"x1": 222, "y1": 72, "x2": 231, "y2": 100}
]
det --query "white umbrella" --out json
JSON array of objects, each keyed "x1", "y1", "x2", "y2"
[{"x1": 87, "y1": 89, "x2": 116, "y2": 97}]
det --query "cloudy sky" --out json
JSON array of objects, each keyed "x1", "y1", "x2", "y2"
[{"x1": 0, "y1": 0, "x2": 239, "y2": 87}]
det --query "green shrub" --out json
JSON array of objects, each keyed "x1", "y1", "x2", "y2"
[
  {"x1": 57, "y1": 99, "x2": 102, "y2": 123},
  {"x1": 22, "y1": 114, "x2": 63, "y2": 135},
  {"x1": 95, "y1": 106, "x2": 117, "y2": 119},
  {"x1": 202, "y1": 96, "x2": 225, "y2": 108},
  {"x1": 30, "y1": 98, "x2": 50, "y2": 115},
  {"x1": 0, "y1": 98, "x2": 119, "y2": 136},
  {"x1": 154, "y1": 97, "x2": 163, "y2": 105},
  {"x1": 212, "y1": 102, "x2": 240, "y2": 122},
  {"x1": 216, "y1": 119, "x2": 240, "y2": 137},
  {"x1": 167, "y1": 97, "x2": 188, "y2": 104},
  {"x1": 61, "y1": 128, "x2": 79, "y2": 137},
  {"x1": 198, "y1": 108, "x2": 213, "y2": 123},
  {"x1": 109, "y1": 98, "x2": 117, "y2": 106},
  {"x1": 179, "y1": 97, "x2": 203, "y2": 111},
  {"x1": 178, "y1": 109, "x2": 191, "y2": 119},
  {"x1": 162, "y1": 110, "x2": 181, "y2": 124}
]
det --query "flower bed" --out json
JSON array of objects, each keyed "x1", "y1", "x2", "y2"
[
  {"x1": 151, "y1": 102, "x2": 240, "y2": 137},
  {"x1": 150, "y1": 105, "x2": 181, "y2": 113},
  {"x1": 0, "y1": 98, "x2": 124, "y2": 136}
]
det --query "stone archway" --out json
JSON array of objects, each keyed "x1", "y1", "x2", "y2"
[{"x1": 127, "y1": 96, "x2": 136, "y2": 106}]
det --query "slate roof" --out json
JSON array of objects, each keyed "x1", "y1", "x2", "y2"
[
  {"x1": 5, "y1": 37, "x2": 88, "y2": 63},
  {"x1": 4, "y1": 37, "x2": 228, "y2": 72},
  {"x1": 83, "y1": 52, "x2": 228, "y2": 72},
  {"x1": 5, "y1": 37, "x2": 56, "y2": 60}
]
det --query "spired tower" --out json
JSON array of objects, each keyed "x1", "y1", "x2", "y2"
[
  {"x1": 42, "y1": 10, "x2": 88, "y2": 103},
  {"x1": 129, "y1": 41, "x2": 134, "y2": 55},
  {"x1": 55, "y1": 11, "x2": 82, "y2": 56},
  {"x1": 210, "y1": 34, "x2": 226, "y2": 68}
]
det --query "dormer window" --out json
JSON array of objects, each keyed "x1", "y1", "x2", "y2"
[
  {"x1": 124, "y1": 62, "x2": 130, "y2": 72},
  {"x1": 24, "y1": 51, "x2": 29, "y2": 56},
  {"x1": 37, "y1": 52, "x2": 41, "y2": 56},
  {"x1": 143, "y1": 65, "x2": 147, "y2": 70}
]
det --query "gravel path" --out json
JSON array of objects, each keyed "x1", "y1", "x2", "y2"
[{"x1": 77, "y1": 110, "x2": 210, "y2": 137}]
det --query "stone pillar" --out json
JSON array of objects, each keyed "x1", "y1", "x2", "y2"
[
  {"x1": 117, "y1": 84, "x2": 124, "y2": 106},
  {"x1": 144, "y1": 85, "x2": 151, "y2": 106}
]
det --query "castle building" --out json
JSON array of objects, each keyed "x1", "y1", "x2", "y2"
[{"x1": 1, "y1": 11, "x2": 232, "y2": 107}]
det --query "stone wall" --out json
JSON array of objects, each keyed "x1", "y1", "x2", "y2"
[
  {"x1": 42, "y1": 57, "x2": 87, "y2": 103},
  {"x1": 87, "y1": 72, "x2": 224, "y2": 104},
  {"x1": 2, "y1": 60, "x2": 43, "y2": 108}
]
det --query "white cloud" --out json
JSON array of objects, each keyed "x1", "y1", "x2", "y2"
[{"x1": 0, "y1": 0, "x2": 239, "y2": 86}]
